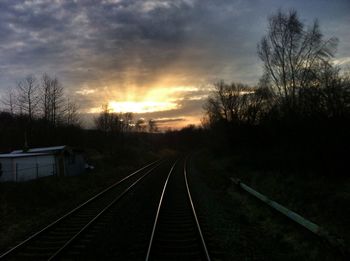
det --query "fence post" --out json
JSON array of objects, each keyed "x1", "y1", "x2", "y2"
[
  {"x1": 36, "y1": 163, "x2": 39, "y2": 179},
  {"x1": 15, "y1": 163, "x2": 18, "y2": 182}
]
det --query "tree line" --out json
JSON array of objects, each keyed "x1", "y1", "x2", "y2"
[
  {"x1": 94, "y1": 104, "x2": 159, "y2": 134},
  {"x1": 202, "y1": 9, "x2": 350, "y2": 175},
  {"x1": 0, "y1": 73, "x2": 160, "y2": 154},
  {"x1": 204, "y1": 10, "x2": 349, "y2": 127},
  {"x1": 1, "y1": 73, "x2": 79, "y2": 127},
  {"x1": 0, "y1": 74, "x2": 81, "y2": 152}
]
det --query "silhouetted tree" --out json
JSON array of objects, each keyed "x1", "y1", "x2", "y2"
[
  {"x1": 148, "y1": 119, "x2": 158, "y2": 133},
  {"x1": 1, "y1": 88, "x2": 16, "y2": 114},
  {"x1": 94, "y1": 104, "x2": 111, "y2": 133},
  {"x1": 135, "y1": 118, "x2": 147, "y2": 132},
  {"x1": 257, "y1": 9, "x2": 338, "y2": 108},
  {"x1": 64, "y1": 98, "x2": 80, "y2": 126},
  {"x1": 120, "y1": 112, "x2": 133, "y2": 132},
  {"x1": 203, "y1": 81, "x2": 268, "y2": 126},
  {"x1": 94, "y1": 105, "x2": 134, "y2": 133},
  {"x1": 40, "y1": 73, "x2": 65, "y2": 126},
  {"x1": 16, "y1": 75, "x2": 40, "y2": 121}
]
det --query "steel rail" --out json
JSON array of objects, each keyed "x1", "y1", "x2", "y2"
[
  {"x1": 0, "y1": 159, "x2": 161, "y2": 259},
  {"x1": 145, "y1": 160, "x2": 178, "y2": 261},
  {"x1": 48, "y1": 163, "x2": 161, "y2": 260},
  {"x1": 184, "y1": 157, "x2": 211, "y2": 261}
]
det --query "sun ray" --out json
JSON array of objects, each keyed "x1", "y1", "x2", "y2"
[{"x1": 108, "y1": 101, "x2": 178, "y2": 113}]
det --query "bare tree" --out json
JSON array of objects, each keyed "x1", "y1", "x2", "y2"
[
  {"x1": 16, "y1": 75, "x2": 40, "y2": 121},
  {"x1": 204, "y1": 81, "x2": 272, "y2": 126},
  {"x1": 94, "y1": 104, "x2": 111, "y2": 132},
  {"x1": 94, "y1": 105, "x2": 135, "y2": 134},
  {"x1": 148, "y1": 119, "x2": 158, "y2": 133},
  {"x1": 203, "y1": 96, "x2": 223, "y2": 124},
  {"x1": 120, "y1": 112, "x2": 133, "y2": 132},
  {"x1": 41, "y1": 73, "x2": 52, "y2": 121},
  {"x1": 40, "y1": 74, "x2": 65, "y2": 126},
  {"x1": 135, "y1": 118, "x2": 147, "y2": 132},
  {"x1": 64, "y1": 99, "x2": 80, "y2": 126},
  {"x1": 257, "y1": 9, "x2": 338, "y2": 108},
  {"x1": 51, "y1": 77, "x2": 65, "y2": 125},
  {"x1": 204, "y1": 81, "x2": 251, "y2": 124},
  {"x1": 1, "y1": 88, "x2": 16, "y2": 114}
]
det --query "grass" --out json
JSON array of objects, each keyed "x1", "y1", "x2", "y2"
[
  {"x1": 0, "y1": 151, "x2": 159, "y2": 252},
  {"x1": 225, "y1": 156, "x2": 350, "y2": 248},
  {"x1": 192, "y1": 149, "x2": 348, "y2": 260}
]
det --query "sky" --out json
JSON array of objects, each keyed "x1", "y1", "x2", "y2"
[{"x1": 0, "y1": 0, "x2": 349, "y2": 129}]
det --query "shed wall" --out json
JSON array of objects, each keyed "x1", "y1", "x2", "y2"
[
  {"x1": 0, "y1": 149, "x2": 85, "y2": 182},
  {"x1": 15, "y1": 155, "x2": 55, "y2": 181},
  {"x1": 0, "y1": 155, "x2": 55, "y2": 182},
  {"x1": 0, "y1": 158, "x2": 14, "y2": 182},
  {"x1": 65, "y1": 154, "x2": 85, "y2": 176}
]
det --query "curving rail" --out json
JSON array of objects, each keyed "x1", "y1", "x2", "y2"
[
  {"x1": 184, "y1": 157, "x2": 211, "y2": 261},
  {"x1": 146, "y1": 158, "x2": 211, "y2": 261}
]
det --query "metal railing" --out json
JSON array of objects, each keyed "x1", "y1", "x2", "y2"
[{"x1": 231, "y1": 177, "x2": 349, "y2": 257}]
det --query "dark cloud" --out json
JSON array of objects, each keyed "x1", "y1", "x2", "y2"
[{"x1": 0, "y1": 0, "x2": 349, "y2": 127}]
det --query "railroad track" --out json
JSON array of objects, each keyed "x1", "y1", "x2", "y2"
[
  {"x1": 0, "y1": 160, "x2": 162, "y2": 260},
  {"x1": 146, "y1": 158, "x2": 211, "y2": 261}
]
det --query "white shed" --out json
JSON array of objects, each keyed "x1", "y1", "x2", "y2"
[
  {"x1": 0, "y1": 153, "x2": 56, "y2": 182},
  {"x1": 0, "y1": 145, "x2": 85, "y2": 182}
]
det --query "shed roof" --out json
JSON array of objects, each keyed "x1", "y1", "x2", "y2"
[
  {"x1": 11, "y1": 145, "x2": 66, "y2": 154},
  {"x1": 0, "y1": 152, "x2": 51, "y2": 158}
]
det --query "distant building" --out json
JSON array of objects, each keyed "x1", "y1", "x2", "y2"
[{"x1": 0, "y1": 146, "x2": 85, "y2": 182}]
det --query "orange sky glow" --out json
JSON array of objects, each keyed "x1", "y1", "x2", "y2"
[
  {"x1": 1, "y1": 1, "x2": 349, "y2": 130},
  {"x1": 84, "y1": 84, "x2": 208, "y2": 130}
]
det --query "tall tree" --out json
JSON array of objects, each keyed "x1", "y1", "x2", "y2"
[
  {"x1": 40, "y1": 73, "x2": 65, "y2": 126},
  {"x1": 64, "y1": 99, "x2": 80, "y2": 126},
  {"x1": 94, "y1": 104, "x2": 111, "y2": 133},
  {"x1": 120, "y1": 112, "x2": 133, "y2": 132},
  {"x1": 16, "y1": 75, "x2": 40, "y2": 121},
  {"x1": 257, "y1": 9, "x2": 338, "y2": 107},
  {"x1": 135, "y1": 118, "x2": 147, "y2": 132},
  {"x1": 1, "y1": 88, "x2": 16, "y2": 114},
  {"x1": 204, "y1": 81, "x2": 272, "y2": 126},
  {"x1": 148, "y1": 119, "x2": 158, "y2": 133},
  {"x1": 41, "y1": 73, "x2": 52, "y2": 122}
]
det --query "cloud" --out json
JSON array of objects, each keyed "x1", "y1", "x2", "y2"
[
  {"x1": 333, "y1": 57, "x2": 350, "y2": 66},
  {"x1": 0, "y1": 0, "x2": 349, "y2": 128},
  {"x1": 75, "y1": 88, "x2": 96, "y2": 95},
  {"x1": 153, "y1": 117, "x2": 186, "y2": 123},
  {"x1": 0, "y1": 0, "x2": 259, "y2": 91}
]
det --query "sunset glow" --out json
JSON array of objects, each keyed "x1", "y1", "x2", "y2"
[
  {"x1": 108, "y1": 100, "x2": 178, "y2": 113},
  {"x1": 0, "y1": 0, "x2": 348, "y2": 129}
]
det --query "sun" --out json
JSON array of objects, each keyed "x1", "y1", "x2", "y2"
[
  {"x1": 108, "y1": 101, "x2": 178, "y2": 113},
  {"x1": 88, "y1": 85, "x2": 194, "y2": 114}
]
